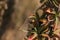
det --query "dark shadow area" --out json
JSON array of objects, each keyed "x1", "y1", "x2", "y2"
[{"x1": 0, "y1": 0, "x2": 15, "y2": 39}]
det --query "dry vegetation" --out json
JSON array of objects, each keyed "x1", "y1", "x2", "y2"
[{"x1": 0, "y1": 0, "x2": 60, "y2": 40}]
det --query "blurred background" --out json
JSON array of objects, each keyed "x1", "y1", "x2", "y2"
[
  {"x1": 0, "y1": 0, "x2": 41, "y2": 40},
  {"x1": 0, "y1": 0, "x2": 60, "y2": 40}
]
